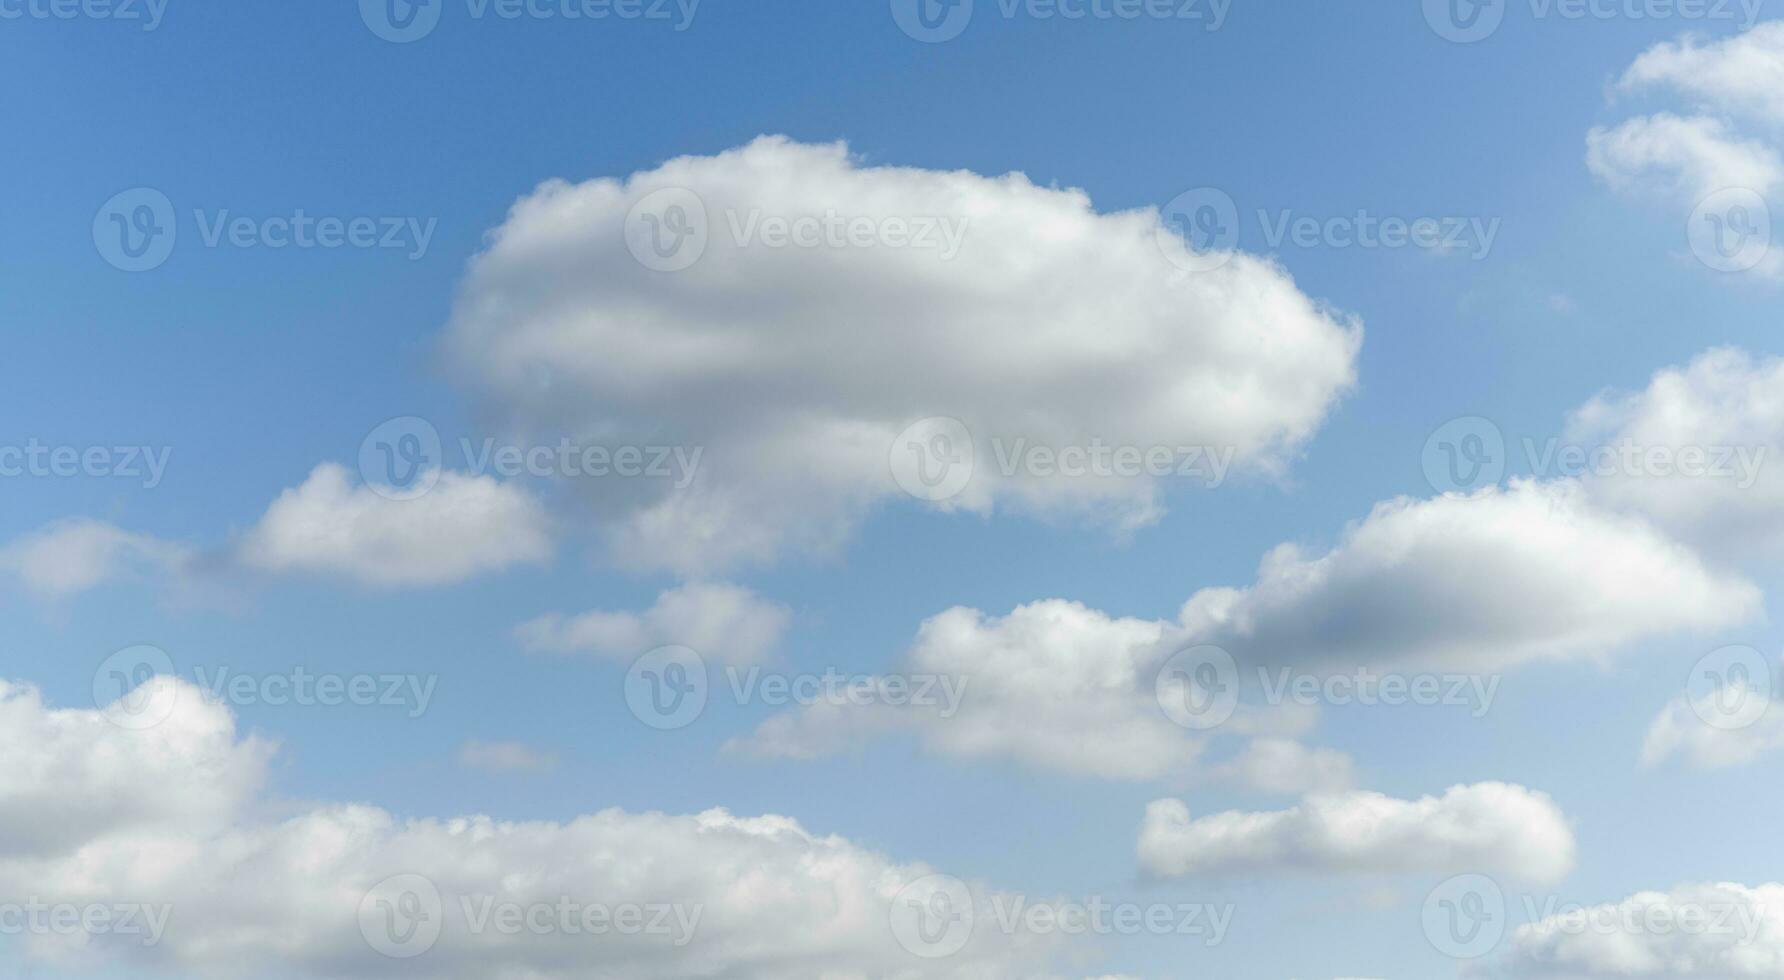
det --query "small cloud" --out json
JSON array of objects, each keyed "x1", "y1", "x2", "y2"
[{"x1": 458, "y1": 739, "x2": 557, "y2": 773}]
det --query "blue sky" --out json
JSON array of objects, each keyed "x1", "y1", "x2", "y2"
[{"x1": 4, "y1": 2, "x2": 1784, "y2": 978}]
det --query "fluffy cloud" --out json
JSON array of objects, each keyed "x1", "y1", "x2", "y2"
[
  {"x1": 726, "y1": 598, "x2": 1335, "y2": 788},
  {"x1": 0, "y1": 678, "x2": 270, "y2": 860},
  {"x1": 1136, "y1": 783, "x2": 1574, "y2": 885},
  {"x1": 1589, "y1": 23, "x2": 1784, "y2": 277},
  {"x1": 515, "y1": 581, "x2": 790, "y2": 665},
  {"x1": 732, "y1": 480, "x2": 1751, "y2": 782},
  {"x1": 1568, "y1": 347, "x2": 1784, "y2": 557},
  {"x1": 0, "y1": 676, "x2": 1072, "y2": 978},
  {"x1": 442, "y1": 136, "x2": 1362, "y2": 573},
  {"x1": 1495, "y1": 882, "x2": 1784, "y2": 978},
  {"x1": 237, "y1": 463, "x2": 552, "y2": 587},
  {"x1": 0, "y1": 519, "x2": 189, "y2": 599},
  {"x1": 1180, "y1": 479, "x2": 1758, "y2": 673}
]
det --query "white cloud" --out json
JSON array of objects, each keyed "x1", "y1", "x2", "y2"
[
  {"x1": 1587, "y1": 113, "x2": 1783, "y2": 202},
  {"x1": 0, "y1": 676, "x2": 1071, "y2": 978},
  {"x1": 442, "y1": 136, "x2": 1362, "y2": 573},
  {"x1": 1495, "y1": 882, "x2": 1784, "y2": 978},
  {"x1": 516, "y1": 581, "x2": 790, "y2": 665},
  {"x1": 237, "y1": 463, "x2": 552, "y2": 587},
  {"x1": 1641, "y1": 688, "x2": 1784, "y2": 769},
  {"x1": 1137, "y1": 783, "x2": 1574, "y2": 885},
  {"x1": 1618, "y1": 23, "x2": 1784, "y2": 126},
  {"x1": 1590, "y1": 25, "x2": 1784, "y2": 278},
  {"x1": 0, "y1": 678, "x2": 270, "y2": 860},
  {"x1": 727, "y1": 598, "x2": 1322, "y2": 784},
  {"x1": 0, "y1": 519, "x2": 189, "y2": 599},
  {"x1": 457, "y1": 739, "x2": 557, "y2": 772},
  {"x1": 731, "y1": 480, "x2": 1751, "y2": 782},
  {"x1": 1180, "y1": 480, "x2": 1758, "y2": 673},
  {"x1": 1569, "y1": 347, "x2": 1784, "y2": 557}
]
